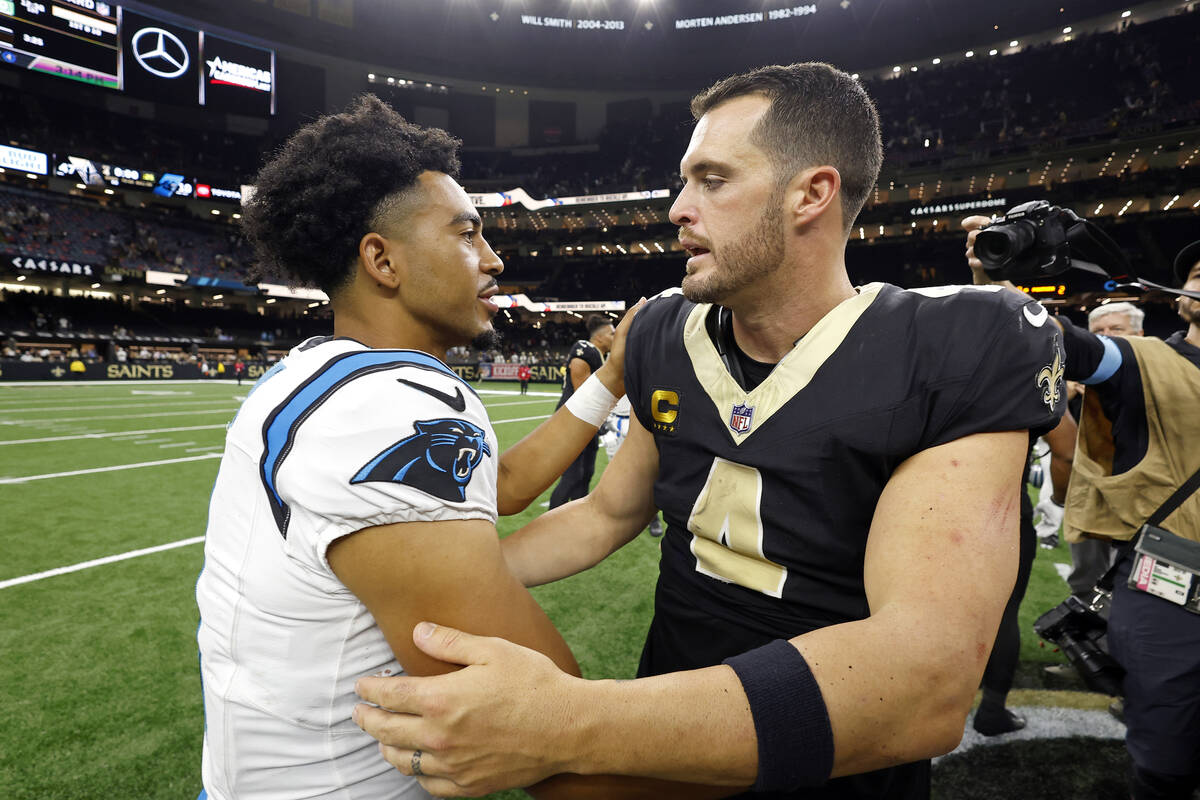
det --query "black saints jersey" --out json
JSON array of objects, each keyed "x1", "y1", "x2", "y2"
[
  {"x1": 625, "y1": 283, "x2": 1065, "y2": 800},
  {"x1": 556, "y1": 339, "x2": 604, "y2": 408}
]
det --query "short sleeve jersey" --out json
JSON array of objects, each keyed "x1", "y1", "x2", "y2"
[
  {"x1": 625, "y1": 282, "x2": 1064, "y2": 659},
  {"x1": 196, "y1": 337, "x2": 497, "y2": 800},
  {"x1": 625, "y1": 284, "x2": 1065, "y2": 799}
]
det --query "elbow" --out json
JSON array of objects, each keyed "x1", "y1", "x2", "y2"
[
  {"x1": 496, "y1": 493, "x2": 531, "y2": 517},
  {"x1": 909, "y1": 657, "x2": 985, "y2": 759}
]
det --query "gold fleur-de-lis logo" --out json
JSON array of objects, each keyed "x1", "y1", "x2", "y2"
[{"x1": 1036, "y1": 336, "x2": 1064, "y2": 411}]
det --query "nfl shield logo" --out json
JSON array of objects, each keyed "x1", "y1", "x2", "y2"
[{"x1": 729, "y1": 403, "x2": 754, "y2": 434}]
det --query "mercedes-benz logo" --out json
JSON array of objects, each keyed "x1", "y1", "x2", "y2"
[{"x1": 131, "y1": 27, "x2": 189, "y2": 79}]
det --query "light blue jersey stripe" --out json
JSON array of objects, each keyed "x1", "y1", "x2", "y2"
[{"x1": 1082, "y1": 335, "x2": 1124, "y2": 384}]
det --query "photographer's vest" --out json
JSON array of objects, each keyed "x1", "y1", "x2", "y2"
[{"x1": 1064, "y1": 335, "x2": 1200, "y2": 543}]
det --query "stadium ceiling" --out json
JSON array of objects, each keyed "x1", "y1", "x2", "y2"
[{"x1": 143, "y1": 0, "x2": 1137, "y2": 90}]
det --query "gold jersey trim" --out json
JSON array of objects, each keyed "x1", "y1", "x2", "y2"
[{"x1": 682, "y1": 283, "x2": 885, "y2": 446}]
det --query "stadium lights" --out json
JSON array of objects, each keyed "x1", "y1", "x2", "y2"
[
  {"x1": 211, "y1": 209, "x2": 221, "y2": 215},
  {"x1": 1164, "y1": 195, "x2": 1180, "y2": 211},
  {"x1": 90, "y1": 283, "x2": 100, "y2": 289},
  {"x1": 988, "y1": 48, "x2": 998, "y2": 55},
  {"x1": 965, "y1": 50, "x2": 974, "y2": 57},
  {"x1": 1009, "y1": 40, "x2": 1018, "y2": 47},
  {"x1": 265, "y1": 298, "x2": 276, "y2": 304},
  {"x1": 859, "y1": 227, "x2": 864, "y2": 240},
  {"x1": 1093, "y1": 203, "x2": 1104, "y2": 215},
  {"x1": 156, "y1": 288, "x2": 166, "y2": 295},
  {"x1": 232, "y1": 213, "x2": 241, "y2": 220},
  {"x1": 1118, "y1": 200, "x2": 1133, "y2": 216},
  {"x1": 892, "y1": 66, "x2": 901, "y2": 73},
  {"x1": 368, "y1": 73, "x2": 375, "y2": 80},
  {"x1": 910, "y1": 66, "x2": 918, "y2": 72},
  {"x1": 213, "y1": 294, "x2": 224, "y2": 300},
  {"x1": 931, "y1": 58, "x2": 941, "y2": 65},
  {"x1": 1062, "y1": 26, "x2": 1072, "y2": 33},
  {"x1": 75, "y1": 183, "x2": 85, "y2": 190},
  {"x1": 1193, "y1": 198, "x2": 1200, "y2": 208},
  {"x1": 308, "y1": 301, "x2": 321, "y2": 308},
  {"x1": 851, "y1": 73, "x2": 859, "y2": 79},
  {"x1": 16, "y1": 274, "x2": 26, "y2": 281},
  {"x1": 1121, "y1": 10, "x2": 1131, "y2": 17},
  {"x1": 26, "y1": 172, "x2": 37, "y2": 179}
]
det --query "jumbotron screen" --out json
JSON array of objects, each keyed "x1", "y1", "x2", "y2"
[
  {"x1": 0, "y1": 2, "x2": 274, "y2": 114},
  {"x1": 0, "y1": 0, "x2": 120, "y2": 88}
]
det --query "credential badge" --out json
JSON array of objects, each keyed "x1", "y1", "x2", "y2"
[{"x1": 729, "y1": 402, "x2": 754, "y2": 434}]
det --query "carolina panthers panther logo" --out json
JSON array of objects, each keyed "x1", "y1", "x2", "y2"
[{"x1": 351, "y1": 418, "x2": 492, "y2": 502}]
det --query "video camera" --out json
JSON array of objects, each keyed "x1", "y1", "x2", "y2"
[
  {"x1": 1033, "y1": 590, "x2": 1125, "y2": 696},
  {"x1": 976, "y1": 199, "x2": 1200, "y2": 300}
]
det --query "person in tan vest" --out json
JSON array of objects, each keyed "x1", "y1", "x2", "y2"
[{"x1": 966, "y1": 224, "x2": 1200, "y2": 800}]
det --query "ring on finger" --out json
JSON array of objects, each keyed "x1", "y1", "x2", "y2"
[{"x1": 412, "y1": 749, "x2": 424, "y2": 777}]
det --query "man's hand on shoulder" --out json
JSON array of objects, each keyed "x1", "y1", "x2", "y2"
[{"x1": 595, "y1": 298, "x2": 646, "y2": 398}]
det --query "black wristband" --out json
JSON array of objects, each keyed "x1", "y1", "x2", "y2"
[{"x1": 723, "y1": 639, "x2": 834, "y2": 792}]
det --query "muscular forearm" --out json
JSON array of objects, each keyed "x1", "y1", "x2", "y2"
[
  {"x1": 496, "y1": 362, "x2": 624, "y2": 516},
  {"x1": 553, "y1": 667, "x2": 759, "y2": 786},
  {"x1": 496, "y1": 409, "x2": 603, "y2": 515},
  {"x1": 547, "y1": 610, "x2": 983, "y2": 786},
  {"x1": 501, "y1": 491, "x2": 644, "y2": 586}
]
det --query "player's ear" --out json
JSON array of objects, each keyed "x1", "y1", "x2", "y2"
[
  {"x1": 786, "y1": 165, "x2": 841, "y2": 230},
  {"x1": 359, "y1": 231, "x2": 402, "y2": 289}
]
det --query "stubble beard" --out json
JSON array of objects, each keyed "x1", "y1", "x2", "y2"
[{"x1": 681, "y1": 200, "x2": 786, "y2": 306}]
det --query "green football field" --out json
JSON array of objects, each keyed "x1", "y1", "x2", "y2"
[{"x1": 0, "y1": 380, "x2": 1135, "y2": 799}]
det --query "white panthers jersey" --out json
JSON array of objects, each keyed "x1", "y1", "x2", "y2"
[{"x1": 196, "y1": 337, "x2": 498, "y2": 800}]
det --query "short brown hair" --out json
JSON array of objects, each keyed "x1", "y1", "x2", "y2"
[{"x1": 691, "y1": 62, "x2": 882, "y2": 233}]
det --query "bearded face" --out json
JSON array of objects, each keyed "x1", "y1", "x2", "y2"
[{"x1": 681, "y1": 195, "x2": 786, "y2": 305}]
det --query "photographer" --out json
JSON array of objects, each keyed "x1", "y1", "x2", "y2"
[{"x1": 966, "y1": 219, "x2": 1200, "y2": 800}]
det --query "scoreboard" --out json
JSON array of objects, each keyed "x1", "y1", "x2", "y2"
[
  {"x1": 0, "y1": 2, "x2": 274, "y2": 114},
  {"x1": 0, "y1": 0, "x2": 119, "y2": 88}
]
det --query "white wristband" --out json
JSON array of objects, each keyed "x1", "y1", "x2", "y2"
[{"x1": 564, "y1": 373, "x2": 619, "y2": 427}]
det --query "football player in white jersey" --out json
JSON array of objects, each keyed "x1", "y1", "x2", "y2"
[{"x1": 195, "y1": 95, "x2": 634, "y2": 800}]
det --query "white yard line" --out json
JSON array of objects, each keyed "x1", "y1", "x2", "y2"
[
  {"x1": 0, "y1": 408, "x2": 238, "y2": 424},
  {"x1": 491, "y1": 414, "x2": 553, "y2": 425},
  {"x1": 0, "y1": 453, "x2": 223, "y2": 484},
  {"x1": 0, "y1": 379, "x2": 228, "y2": 387},
  {"x1": 0, "y1": 537, "x2": 206, "y2": 590},
  {"x1": 484, "y1": 399, "x2": 559, "y2": 408},
  {"x1": 0, "y1": 399, "x2": 238, "y2": 413},
  {"x1": 157, "y1": 441, "x2": 196, "y2": 448}
]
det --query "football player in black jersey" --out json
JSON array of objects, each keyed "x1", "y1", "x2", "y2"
[
  {"x1": 548, "y1": 314, "x2": 616, "y2": 508},
  {"x1": 354, "y1": 63, "x2": 1066, "y2": 800}
]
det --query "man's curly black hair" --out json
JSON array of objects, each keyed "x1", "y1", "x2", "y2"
[{"x1": 241, "y1": 94, "x2": 461, "y2": 297}]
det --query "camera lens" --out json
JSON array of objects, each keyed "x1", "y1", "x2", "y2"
[{"x1": 975, "y1": 221, "x2": 1038, "y2": 268}]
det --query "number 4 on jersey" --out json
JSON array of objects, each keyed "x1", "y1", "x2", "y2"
[{"x1": 687, "y1": 457, "x2": 788, "y2": 598}]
